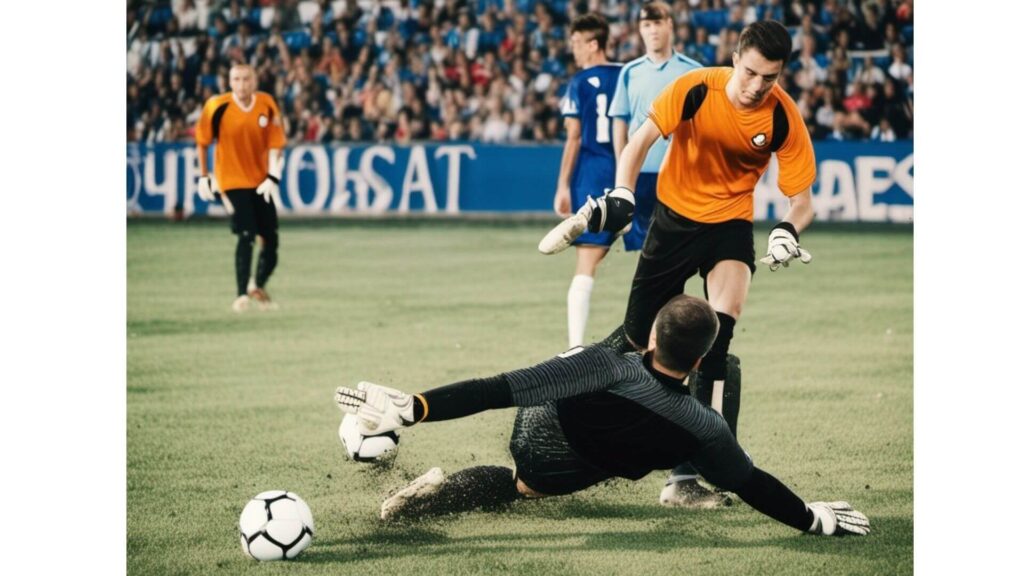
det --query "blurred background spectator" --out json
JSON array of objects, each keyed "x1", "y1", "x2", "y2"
[{"x1": 127, "y1": 0, "x2": 914, "y2": 144}]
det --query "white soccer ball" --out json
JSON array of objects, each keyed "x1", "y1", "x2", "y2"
[
  {"x1": 239, "y1": 491, "x2": 314, "y2": 561},
  {"x1": 339, "y1": 413, "x2": 400, "y2": 462}
]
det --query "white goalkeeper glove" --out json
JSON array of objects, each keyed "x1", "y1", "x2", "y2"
[
  {"x1": 538, "y1": 186, "x2": 635, "y2": 255},
  {"x1": 806, "y1": 501, "x2": 871, "y2": 536},
  {"x1": 255, "y1": 175, "x2": 279, "y2": 204},
  {"x1": 759, "y1": 222, "x2": 813, "y2": 271},
  {"x1": 197, "y1": 175, "x2": 218, "y2": 202},
  {"x1": 335, "y1": 381, "x2": 417, "y2": 436},
  {"x1": 256, "y1": 151, "x2": 285, "y2": 203}
]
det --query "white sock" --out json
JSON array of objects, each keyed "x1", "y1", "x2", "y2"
[{"x1": 567, "y1": 274, "x2": 595, "y2": 348}]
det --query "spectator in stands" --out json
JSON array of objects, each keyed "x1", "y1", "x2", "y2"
[
  {"x1": 888, "y1": 43, "x2": 912, "y2": 82},
  {"x1": 127, "y1": 0, "x2": 913, "y2": 145},
  {"x1": 871, "y1": 117, "x2": 896, "y2": 142},
  {"x1": 854, "y1": 2, "x2": 885, "y2": 50}
]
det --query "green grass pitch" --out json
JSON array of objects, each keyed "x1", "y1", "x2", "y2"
[{"x1": 127, "y1": 219, "x2": 912, "y2": 575}]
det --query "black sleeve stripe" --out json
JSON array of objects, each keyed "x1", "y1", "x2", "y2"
[
  {"x1": 211, "y1": 102, "x2": 230, "y2": 140},
  {"x1": 681, "y1": 83, "x2": 708, "y2": 122},
  {"x1": 770, "y1": 102, "x2": 789, "y2": 152}
]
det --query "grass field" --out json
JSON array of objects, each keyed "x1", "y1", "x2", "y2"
[{"x1": 127, "y1": 219, "x2": 912, "y2": 575}]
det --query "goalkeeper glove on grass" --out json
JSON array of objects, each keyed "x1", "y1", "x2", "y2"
[{"x1": 807, "y1": 501, "x2": 871, "y2": 536}]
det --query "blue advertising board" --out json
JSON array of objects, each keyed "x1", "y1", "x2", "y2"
[{"x1": 127, "y1": 141, "x2": 912, "y2": 222}]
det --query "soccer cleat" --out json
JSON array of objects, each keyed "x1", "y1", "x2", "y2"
[
  {"x1": 232, "y1": 295, "x2": 250, "y2": 313},
  {"x1": 659, "y1": 478, "x2": 733, "y2": 509},
  {"x1": 538, "y1": 210, "x2": 591, "y2": 255},
  {"x1": 247, "y1": 287, "x2": 279, "y2": 311},
  {"x1": 380, "y1": 467, "x2": 445, "y2": 521}
]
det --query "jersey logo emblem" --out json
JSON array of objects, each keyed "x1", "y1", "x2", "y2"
[
  {"x1": 587, "y1": 77, "x2": 601, "y2": 88},
  {"x1": 258, "y1": 114, "x2": 269, "y2": 128},
  {"x1": 751, "y1": 133, "x2": 768, "y2": 148}
]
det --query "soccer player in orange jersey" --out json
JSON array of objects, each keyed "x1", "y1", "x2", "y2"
[
  {"x1": 540, "y1": 20, "x2": 816, "y2": 506},
  {"x1": 195, "y1": 63, "x2": 286, "y2": 312}
]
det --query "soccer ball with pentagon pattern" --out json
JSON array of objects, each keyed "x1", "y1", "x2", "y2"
[
  {"x1": 339, "y1": 413, "x2": 400, "y2": 462},
  {"x1": 238, "y1": 491, "x2": 314, "y2": 561}
]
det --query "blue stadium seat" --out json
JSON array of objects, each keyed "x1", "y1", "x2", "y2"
[
  {"x1": 757, "y1": 4, "x2": 784, "y2": 21},
  {"x1": 284, "y1": 30, "x2": 312, "y2": 51},
  {"x1": 245, "y1": 8, "x2": 262, "y2": 30},
  {"x1": 900, "y1": 25, "x2": 913, "y2": 44},
  {"x1": 692, "y1": 10, "x2": 728, "y2": 33},
  {"x1": 147, "y1": 5, "x2": 174, "y2": 33}
]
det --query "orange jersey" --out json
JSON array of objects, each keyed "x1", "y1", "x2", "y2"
[
  {"x1": 647, "y1": 67, "x2": 815, "y2": 223},
  {"x1": 195, "y1": 92, "x2": 286, "y2": 191}
]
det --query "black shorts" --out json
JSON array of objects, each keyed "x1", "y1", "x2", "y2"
[
  {"x1": 508, "y1": 404, "x2": 610, "y2": 496},
  {"x1": 624, "y1": 201, "x2": 755, "y2": 347},
  {"x1": 225, "y1": 189, "x2": 278, "y2": 237}
]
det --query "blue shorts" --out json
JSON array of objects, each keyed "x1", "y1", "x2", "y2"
[
  {"x1": 570, "y1": 172, "x2": 658, "y2": 251},
  {"x1": 571, "y1": 181, "x2": 614, "y2": 247}
]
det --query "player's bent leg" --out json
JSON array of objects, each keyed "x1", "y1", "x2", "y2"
[
  {"x1": 699, "y1": 260, "x2": 750, "y2": 415},
  {"x1": 691, "y1": 354, "x2": 742, "y2": 437},
  {"x1": 380, "y1": 466, "x2": 524, "y2": 522}
]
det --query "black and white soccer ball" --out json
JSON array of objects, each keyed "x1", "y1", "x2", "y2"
[
  {"x1": 339, "y1": 413, "x2": 400, "y2": 462},
  {"x1": 238, "y1": 490, "x2": 314, "y2": 561}
]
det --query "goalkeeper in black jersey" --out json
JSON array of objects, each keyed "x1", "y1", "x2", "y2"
[{"x1": 335, "y1": 295, "x2": 869, "y2": 536}]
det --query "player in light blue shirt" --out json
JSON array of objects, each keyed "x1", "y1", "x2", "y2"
[
  {"x1": 606, "y1": 1, "x2": 718, "y2": 511},
  {"x1": 554, "y1": 13, "x2": 622, "y2": 349},
  {"x1": 608, "y1": 2, "x2": 702, "y2": 253}
]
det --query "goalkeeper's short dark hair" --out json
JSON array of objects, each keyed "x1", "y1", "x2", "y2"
[
  {"x1": 652, "y1": 295, "x2": 720, "y2": 373},
  {"x1": 736, "y1": 20, "x2": 792, "y2": 64}
]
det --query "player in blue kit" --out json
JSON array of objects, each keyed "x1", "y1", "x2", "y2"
[
  {"x1": 553, "y1": 13, "x2": 623, "y2": 349},
  {"x1": 607, "y1": 1, "x2": 722, "y2": 510}
]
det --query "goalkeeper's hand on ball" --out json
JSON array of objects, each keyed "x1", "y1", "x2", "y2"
[
  {"x1": 806, "y1": 501, "x2": 871, "y2": 536},
  {"x1": 760, "y1": 222, "x2": 812, "y2": 271},
  {"x1": 335, "y1": 382, "x2": 416, "y2": 436},
  {"x1": 197, "y1": 175, "x2": 218, "y2": 202},
  {"x1": 538, "y1": 187, "x2": 635, "y2": 255}
]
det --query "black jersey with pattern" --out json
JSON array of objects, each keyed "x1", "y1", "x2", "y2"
[{"x1": 501, "y1": 346, "x2": 752, "y2": 488}]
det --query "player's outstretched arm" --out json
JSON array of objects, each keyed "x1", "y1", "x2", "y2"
[
  {"x1": 727, "y1": 467, "x2": 870, "y2": 536},
  {"x1": 335, "y1": 348, "x2": 621, "y2": 432}
]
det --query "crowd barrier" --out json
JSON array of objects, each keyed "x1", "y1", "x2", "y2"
[{"x1": 127, "y1": 141, "x2": 912, "y2": 222}]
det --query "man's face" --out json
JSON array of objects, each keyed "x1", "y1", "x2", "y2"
[
  {"x1": 731, "y1": 48, "x2": 783, "y2": 109},
  {"x1": 569, "y1": 31, "x2": 597, "y2": 67},
  {"x1": 639, "y1": 17, "x2": 672, "y2": 53},
  {"x1": 229, "y1": 66, "x2": 256, "y2": 101}
]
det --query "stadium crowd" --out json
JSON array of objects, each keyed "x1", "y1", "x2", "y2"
[{"x1": 127, "y1": 0, "x2": 914, "y2": 145}]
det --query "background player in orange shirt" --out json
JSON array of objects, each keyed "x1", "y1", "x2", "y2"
[
  {"x1": 195, "y1": 63, "x2": 286, "y2": 312},
  {"x1": 540, "y1": 20, "x2": 815, "y2": 506}
]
